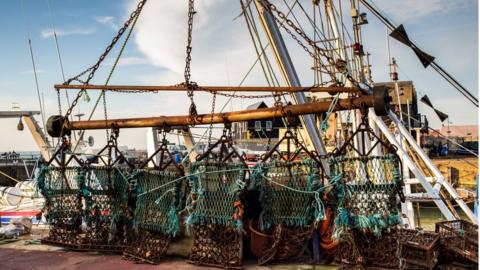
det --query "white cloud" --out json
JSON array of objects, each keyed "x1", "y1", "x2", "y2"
[
  {"x1": 117, "y1": 56, "x2": 150, "y2": 66},
  {"x1": 41, "y1": 27, "x2": 96, "y2": 38},
  {"x1": 128, "y1": 0, "x2": 269, "y2": 84},
  {"x1": 120, "y1": 0, "x2": 476, "y2": 130},
  {"x1": 95, "y1": 16, "x2": 118, "y2": 30}
]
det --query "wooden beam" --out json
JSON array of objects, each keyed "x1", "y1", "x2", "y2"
[
  {"x1": 64, "y1": 95, "x2": 372, "y2": 131},
  {"x1": 54, "y1": 84, "x2": 360, "y2": 94}
]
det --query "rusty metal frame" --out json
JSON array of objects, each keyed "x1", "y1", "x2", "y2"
[
  {"x1": 195, "y1": 124, "x2": 247, "y2": 167},
  {"x1": 53, "y1": 95, "x2": 372, "y2": 133},
  {"x1": 139, "y1": 129, "x2": 184, "y2": 175},
  {"x1": 54, "y1": 84, "x2": 360, "y2": 94}
]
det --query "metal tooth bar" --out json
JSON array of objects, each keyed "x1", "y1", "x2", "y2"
[
  {"x1": 54, "y1": 84, "x2": 360, "y2": 94},
  {"x1": 123, "y1": 230, "x2": 171, "y2": 264},
  {"x1": 189, "y1": 224, "x2": 242, "y2": 268}
]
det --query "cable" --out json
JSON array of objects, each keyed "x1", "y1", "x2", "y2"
[
  {"x1": 359, "y1": 0, "x2": 478, "y2": 108},
  {"x1": 21, "y1": 0, "x2": 47, "y2": 140},
  {"x1": 46, "y1": 0, "x2": 71, "y2": 107},
  {"x1": 71, "y1": 9, "x2": 141, "y2": 153}
]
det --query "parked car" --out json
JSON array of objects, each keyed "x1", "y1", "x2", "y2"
[{"x1": 167, "y1": 144, "x2": 188, "y2": 156}]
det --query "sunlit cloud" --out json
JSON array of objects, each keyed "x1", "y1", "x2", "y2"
[
  {"x1": 40, "y1": 27, "x2": 96, "y2": 38},
  {"x1": 95, "y1": 15, "x2": 118, "y2": 30}
]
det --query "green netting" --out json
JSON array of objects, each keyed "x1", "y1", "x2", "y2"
[
  {"x1": 251, "y1": 159, "x2": 324, "y2": 230},
  {"x1": 81, "y1": 166, "x2": 130, "y2": 245},
  {"x1": 134, "y1": 169, "x2": 182, "y2": 237},
  {"x1": 187, "y1": 161, "x2": 246, "y2": 230},
  {"x1": 37, "y1": 166, "x2": 83, "y2": 240},
  {"x1": 37, "y1": 164, "x2": 130, "y2": 247},
  {"x1": 329, "y1": 154, "x2": 403, "y2": 238}
]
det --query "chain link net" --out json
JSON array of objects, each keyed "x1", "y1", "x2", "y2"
[
  {"x1": 329, "y1": 154, "x2": 403, "y2": 238},
  {"x1": 187, "y1": 160, "x2": 246, "y2": 268},
  {"x1": 189, "y1": 224, "x2": 242, "y2": 268},
  {"x1": 124, "y1": 169, "x2": 183, "y2": 264},
  {"x1": 187, "y1": 162, "x2": 246, "y2": 229},
  {"x1": 38, "y1": 166, "x2": 83, "y2": 245},
  {"x1": 251, "y1": 160, "x2": 324, "y2": 230},
  {"x1": 38, "y1": 165, "x2": 130, "y2": 251}
]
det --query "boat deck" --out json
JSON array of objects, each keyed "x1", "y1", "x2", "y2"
[{"x1": 0, "y1": 228, "x2": 338, "y2": 270}]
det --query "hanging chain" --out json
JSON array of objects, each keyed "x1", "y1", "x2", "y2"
[
  {"x1": 56, "y1": 89, "x2": 62, "y2": 115},
  {"x1": 102, "y1": 91, "x2": 109, "y2": 140},
  {"x1": 61, "y1": 0, "x2": 148, "y2": 124},
  {"x1": 265, "y1": 133, "x2": 272, "y2": 151},
  {"x1": 207, "y1": 90, "x2": 285, "y2": 99},
  {"x1": 184, "y1": 0, "x2": 199, "y2": 125},
  {"x1": 207, "y1": 92, "x2": 216, "y2": 146},
  {"x1": 227, "y1": 124, "x2": 233, "y2": 146},
  {"x1": 161, "y1": 129, "x2": 168, "y2": 145},
  {"x1": 91, "y1": 87, "x2": 288, "y2": 99},
  {"x1": 259, "y1": 0, "x2": 363, "y2": 90},
  {"x1": 273, "y1": 93, "x2": 283, "y2": 107}
]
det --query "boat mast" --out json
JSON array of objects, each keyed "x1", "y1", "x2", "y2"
[{"x1": 254, "y1": 0, "x2": 329, "y2": 171}]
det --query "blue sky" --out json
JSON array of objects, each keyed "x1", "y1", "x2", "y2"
[{"x1": 0, "y1": 0, "x2": 477, "y2": 151}]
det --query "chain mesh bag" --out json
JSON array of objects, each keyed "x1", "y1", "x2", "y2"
[
  {"x1": 37, "y1": 165, "x2": 83, "y2": 247},
  {"x1": 187, "y1": 130, "x2": 247, "y2": 269},
  {"x1": 79, "y1": 165, "x2": 130, "y2": 251},
  {"x1": 36, "y1": 139, "x2": 88, "y2": 248},
  {"x1": 250, "y1": 129, "x2": 327, "y2": 264},
  {"x1": 124, "y1": 134, "x2": 185, "y2": 264},
  {"x1": 329, "y1": 115, "x2": 405, "y2": 268}
]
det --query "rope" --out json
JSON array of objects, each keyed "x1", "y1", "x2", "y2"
[
  {"x1": 320, "y1": 93, "x2": 341, "y2": 132},
  {"x1": 258, "y1": 173, "x2": 325, "y2": 222},
  {"x1": 72, "y1": 8, "x2": 141, "y2": 152}
]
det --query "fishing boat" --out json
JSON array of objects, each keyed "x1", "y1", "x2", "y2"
[{"x1": 0, "y1": 0, "x2": 477, "y2": 269}]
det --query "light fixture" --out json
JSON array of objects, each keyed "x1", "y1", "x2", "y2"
[{"x1": 17, "y1": 117, "x2": 24, "y2": 131}]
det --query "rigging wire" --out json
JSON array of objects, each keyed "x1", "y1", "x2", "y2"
[
  {"x1": 46, "y1": 0, "x2": 70, "y2": 107},
  {"x1": 359, "y1": 0, "x2": 478, "y2": 108},
  {"x1": 179, "y1": 0, "x2": 311, "y2": 164},
  {"x1": 45, "y1": 0, "x2": 77, "y2": 147},
  {"x1": 71, "y1": 8, "x2": 142, "y2": 153},
  {"x1": 279, "y1": 0, "x2": 334, "y2": 78},
  {"x1": 246, "y1": 1, "x2": 281, "y2": 87},
  {"x1": 21, "y1": 0, "x2": 47, "y2": 140}
]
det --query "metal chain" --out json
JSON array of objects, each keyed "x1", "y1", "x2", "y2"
[
  {"x1": 87, "y1": 87, "x2": 288, "y2": 99},
  {"x1": 184, "y1": 0, "x2": 198, "y2": 125},
  {"x1": 274, "y1": 93, "x2": 283, "y2": 107},
  {"x1": 207, "y1": 92, "x2": 216, "y2": 146},
  {"x1": 56, "y1": 89, "x2": 62, "y2": 115},
  {"x1": 61, "y1": 0, "x2": 148, "y2": 123},
  {"x1": 102, "y1": 90, "x2": 109, "y2": 140},
  {"x1": 206, "y1": 90, "x2": 286, "y2": 99},
  {"x1": 260, "y1": 0, "x2": 362, "y2": 89}
]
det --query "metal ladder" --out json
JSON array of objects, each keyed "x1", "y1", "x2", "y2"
[{"x1": 369, "y1": 109, "x2": 477, "y2": 228}]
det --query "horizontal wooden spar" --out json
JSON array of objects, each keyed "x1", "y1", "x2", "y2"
[
  {"x1": 54, "y1": 84, "x2": 360, "y2": 94},
  {"x1": 48, "y1": 95, "x2": 374, "y2": 135}
]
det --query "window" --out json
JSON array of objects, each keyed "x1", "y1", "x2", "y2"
[
  {"x1": 255, "y1": 121, "x2": 262, "y2": 131},
  {"x1": 266, "y1": 121, "x2": 273, "y2": 131}
]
